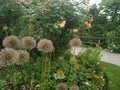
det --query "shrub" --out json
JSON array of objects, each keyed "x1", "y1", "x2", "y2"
[
  {"x1": 0, "y1": 47, "x2": 106, "y2": 90},
  {"x1": 19, "y1": 0, "x2": 89, "y2": 57},
  {"x1": 106, "y1": 26, "x2": 120, "y2": 53}
]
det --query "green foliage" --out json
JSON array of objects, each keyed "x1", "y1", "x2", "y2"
[
  {"x1": 76, "y1": 47, "x2": 101, "y2": 66},
  {"x1": 0, "y1": 0, "x2": 23, "y2": 48},
  {"x1": 106, "y1": 26, "x2": 120, "y2": 53},
  {"x1": 19, "y1": 0, "x2": 89, "y2": 57},
  {"x1": 0, "y1": 47, "x2": 106, "y2": 89},
  {"x1": 0, "y1": 0, "x2": 23, "y2": 25}
]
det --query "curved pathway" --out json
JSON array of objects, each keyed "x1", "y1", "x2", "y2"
[
  {"x1": 74, "y1": 47, "x2": 120, "y2": 66},
  {"x1": 101, "y1": 50, "x2": 120, "y2": 66}
]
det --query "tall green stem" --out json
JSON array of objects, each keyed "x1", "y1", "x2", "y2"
[
  {"x1": 19, "y1": 65, "x2": 25, "y2": 84},
  {"x1": 41, "y1": 53, "x2": 45, "y2": 90},
  {"x1": 48, "y1": 53, "x2": 52, "y2": 76}
]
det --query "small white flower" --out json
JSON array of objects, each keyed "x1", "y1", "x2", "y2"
[{"x1": 84, "y1": 82, "x2": 91, "y2": 86}]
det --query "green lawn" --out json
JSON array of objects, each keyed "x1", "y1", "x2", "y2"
[{"x1": 103, "y1": 62, "x2": 120, "y2": 90}]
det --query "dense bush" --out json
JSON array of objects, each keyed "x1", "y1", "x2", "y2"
[
  {"x1": 18, "y1": 0, "x2": 90, "y2": 57},
  {"x1": 106, "y1": 26, "x2": 120, "y2": 53}
]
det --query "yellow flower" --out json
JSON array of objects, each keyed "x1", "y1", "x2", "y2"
[
  {"x1": 84, "y1": 82, "x2": 91, "y2": 86},
  {"x1": 58, "y1": 56, "x2": 64, "y2": 60},
  {"x1": 73, "y1": 29, "x2": 78, "y2": 33},
  {"x1": 3, "y1": 24, "x2": 8, "y2": 31},
  {"x1": 54, "y1": 70, "x2": 65, "y2": 80},
  {"x1": 74, "y1": 64, "x2": 79, "y2": 70},
  {"x1": 85, "y1": 22, "x2": 88, "y2": 25}
]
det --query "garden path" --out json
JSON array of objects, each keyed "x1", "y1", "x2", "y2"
[{"x1": 74, "y1": 47, "x2": 120, "y2": 66}]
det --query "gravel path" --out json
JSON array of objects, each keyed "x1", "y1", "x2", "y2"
[
  {"x1": 101, "y1": 50, "x2": 120, "y2": 66},
  {"x1": 74, "y1": 47, "x2": 120, "y2": 66}
]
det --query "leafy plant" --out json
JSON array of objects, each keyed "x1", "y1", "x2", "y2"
[
  {"x1": 0, "y1": 47, "x2": 106, "y2": 90},
  {"x1": 106, "y1": 26, "x2": 120, "y2": 53}
]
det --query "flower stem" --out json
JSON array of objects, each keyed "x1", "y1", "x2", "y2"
[
  {"x1": 48, "y1": 53, "x2": 52, "y2": 76},
  {"x1": 41, "y1": 54, "x2": 45, "y2": 90}
]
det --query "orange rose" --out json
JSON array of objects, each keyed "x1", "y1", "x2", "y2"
[
  {"x1": 60, "y1": 21, "x2": 66, "y2": 28},
  {"x1": 86, "y1": 23, "x2": 92, "y2": 29},
  {"x1": 26, "y1": 0, "x2": 32, "y2": 3},
  {"x1": 73, "y1": 29, "x2": 78, "y2": 33},
  {"x1": 43, "y1": 2, "x2": 50, "y2": 8}
]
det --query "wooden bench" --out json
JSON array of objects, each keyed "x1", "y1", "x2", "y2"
[{"x1": 80, "y1": 36, "x2": 104, "y2": 46}]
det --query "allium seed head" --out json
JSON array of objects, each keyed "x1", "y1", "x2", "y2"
[
  {"x1": 56, "y1": 83, "x2": 68, "y2": 90},
  {"x1": 70, "y1": 38, "x2": 82, "y2": 47},
  {"x1": 70, "y1": 84, "x2": 79, "y2": 90},
  {"x1": 37, "y1": 39, "x2": 54, "y2": 53},
  {"x1": 15, "y1": 50, "x2": 30, "y2": 65},
  {"x1": 0, "y1": 48, "x2": 19, "y2": 66},
  {"x1": 22, "y1": 36, "x2": 36, "y2": 50},
  {"x1": 2, "y1": 35, "x2": 20, "y2": 49}
]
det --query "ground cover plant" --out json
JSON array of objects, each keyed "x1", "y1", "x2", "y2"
[{"x1": 0, "y1": 36, "x2": 107, "y2": 89}]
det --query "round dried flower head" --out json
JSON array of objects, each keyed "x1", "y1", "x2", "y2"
[
  {"x1": 56, "y1": 83, "x2": 68, "y2": 90},
  {"x1": 70, "y1": 38, "x2": 82, "y2": 47},
  {"x1": 22, "y1": 36, "x2": 36, "y2": 50},
  {"x1": 70, "y1": 84, "x2": 79, "y2": 90},
  {"x1": 15, "y1": 50, "x2": 30, "y2": 65},
  {"x1": 37, "y1": 39, "x2": 54, "y2": 53},
  {"x1": 0, "y1": 48, "x2": 19, "y2": 66},
  {"x1": 2, "y1": 35, "x2": 20, "y2": 49}
]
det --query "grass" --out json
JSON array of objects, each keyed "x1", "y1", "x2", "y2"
[{"x1": 103, "y1": 62, "x2": 120, "y2": 90}]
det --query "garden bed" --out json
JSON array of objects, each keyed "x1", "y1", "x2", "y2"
[{"x1": 0, "y1": 45, "x2": 108, "y2": 90}]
